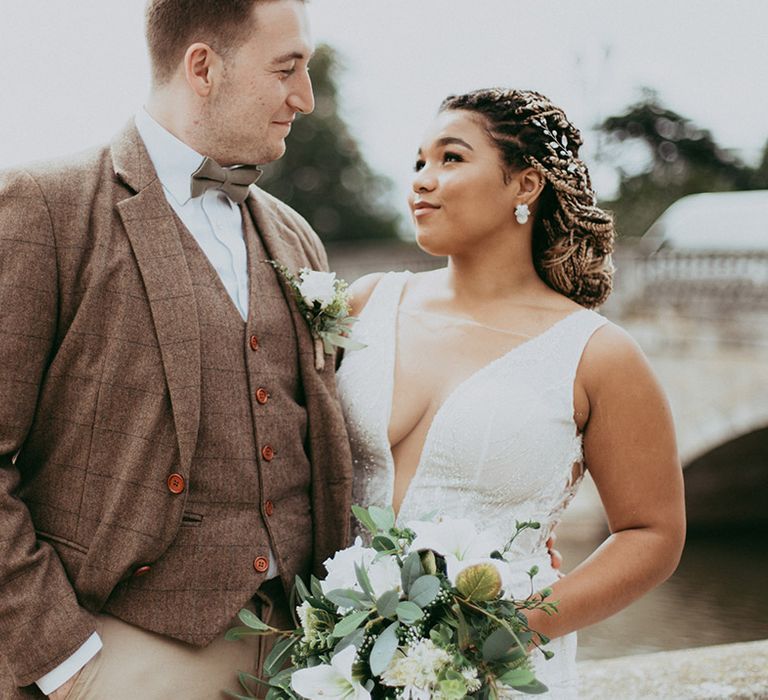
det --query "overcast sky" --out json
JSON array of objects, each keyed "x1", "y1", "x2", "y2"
[{"x1": 1, "y1": 1, "x2": 766, "y2": 226}]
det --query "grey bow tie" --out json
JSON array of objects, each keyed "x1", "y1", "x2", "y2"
[{"x1": 190, "y1": 157, "x2": 262, "y2": 203}]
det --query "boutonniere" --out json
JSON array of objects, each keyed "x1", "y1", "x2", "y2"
[{"x1": 267, "y1": 261, "x2": 366, "y2": 370}]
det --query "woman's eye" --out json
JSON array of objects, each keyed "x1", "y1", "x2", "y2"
[
  {"x1": 414, "y1": 159, "x2": 425, "y2": 172},
  {"x1": 443, "y1": 151, "x2": 463, "y2": 163}
]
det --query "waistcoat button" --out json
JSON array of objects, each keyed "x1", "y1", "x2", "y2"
[
  {"x1": 255, "y1": 388, "x2": 270, "y2": 405},
  {"x1": 249, "y1": 335, "x2": 260, "y2": 351},
  {"x1": 261, "y1": 445, "x2": 275, "y2": 461},
  {"x1": 253, "y1": 556, "x2": 269, "y2": 573},
  {"x1": 167, "y1": 473, "x2": 185, "y2": 494},
  {"x1": 133, "y1": 565, "x2": 152, "y2": 577},
  {"x1": 265, "y1": 500, "x2": 274, "y2": 516}
]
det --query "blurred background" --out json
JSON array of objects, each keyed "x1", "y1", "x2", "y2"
[{"x1": 2, "y1": 0, "x2": 767, "y2": 662}]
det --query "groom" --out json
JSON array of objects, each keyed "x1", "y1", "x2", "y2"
[{"x1": 0, "y1": 1, "x2": 352, "y2": 697}]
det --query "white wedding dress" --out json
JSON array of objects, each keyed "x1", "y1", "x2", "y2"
[{"x1": 336, "y1": 271, "x2": 608, "y2": 699}]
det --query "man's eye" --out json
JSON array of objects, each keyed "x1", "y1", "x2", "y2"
[
  {"x1": 414, "y1": 159, "x2": 425, "y2": 172},
  {"x1": 279, "y1": 67, "x2": 296, "y2": 77}
]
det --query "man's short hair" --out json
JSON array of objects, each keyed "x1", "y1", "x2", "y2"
[{"x1": 145, "y1": 0, "x2": 264, "y2": 85}]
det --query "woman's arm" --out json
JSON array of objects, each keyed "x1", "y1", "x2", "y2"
[{"x1": 526, "y1": 322, "x2": 685, "y2": 640}]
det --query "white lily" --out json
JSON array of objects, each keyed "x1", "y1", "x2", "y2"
[
  {"x1": 407, "y1": 517, "x2": 499, "y2": 562},
  {"x1": 290, "y1": 645, "x2": 371, "y2": 700},
  {"x1": 298, "y1": 268, "x2": 337, "y2": 309}
]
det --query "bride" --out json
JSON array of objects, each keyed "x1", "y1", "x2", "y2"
[{"x1": 335, "y1": 88, "x2": 685, "y2": 697}]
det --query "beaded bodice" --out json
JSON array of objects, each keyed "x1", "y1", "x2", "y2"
[{"x1": 337, "y1": 271, "x2": 607, "y2": 572}]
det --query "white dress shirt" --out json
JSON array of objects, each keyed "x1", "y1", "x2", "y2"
[{"x1": 38, "y1": 109, "x2": 276, "y2": 694}]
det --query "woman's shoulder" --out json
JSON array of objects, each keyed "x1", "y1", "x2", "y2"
[
  {"x1": 579, "y1": 316, "x2": 660, "y2": 392},
  {"x1": 347, "y1": 270, "x2": 410, "y2": 317}
]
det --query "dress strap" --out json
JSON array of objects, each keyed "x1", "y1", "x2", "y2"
[{"x1": 556, "y1": 309, "x2": 609, "y2": 385}]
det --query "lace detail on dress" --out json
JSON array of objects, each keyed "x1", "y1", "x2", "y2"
[{"x1": 336, "y1": 270, "x2": 607, "y2": 698}]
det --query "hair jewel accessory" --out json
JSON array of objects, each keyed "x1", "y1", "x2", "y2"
[
  {"x1": 531, "y1": 116, "x2": 579, "y2": 173},
  {"x1": 515, "y1": 203, "x2": 530, "y2": 225}
]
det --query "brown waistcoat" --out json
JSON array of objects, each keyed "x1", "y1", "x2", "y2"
[{"x1": 102, "y1": 209, "x2": 314, "y2": 644}]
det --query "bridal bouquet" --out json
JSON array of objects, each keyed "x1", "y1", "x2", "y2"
[{"x1": 227, "y1": 506, "x2": 557, "y2": 699}]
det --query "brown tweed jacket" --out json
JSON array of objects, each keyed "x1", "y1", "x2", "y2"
[{"x1": 0, "y1": 124, "x2": 353, "y2": 689}]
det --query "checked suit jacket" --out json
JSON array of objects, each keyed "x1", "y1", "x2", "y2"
[{"x1": 0, "y1": 123, "x2": 353, "y2": 691}]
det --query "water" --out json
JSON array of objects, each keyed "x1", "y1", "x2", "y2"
[{"x1": 560, "y1": 533, "x2": 768, "y2": 661}]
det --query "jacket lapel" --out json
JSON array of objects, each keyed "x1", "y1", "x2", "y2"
[
  {"x1": 245, "y1": 194, "x2": 318, "y2": 373},
  {"x1": 111, "y1": 123, "x2": 201, "y2": 473}
]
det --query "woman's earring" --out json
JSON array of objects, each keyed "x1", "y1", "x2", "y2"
[{"x1": 515, "y1": 203, "x2": 530, "y2": 225}]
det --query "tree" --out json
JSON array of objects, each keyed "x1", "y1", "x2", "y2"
[
  {"x1": 258, "y1": 44, "x2": 400, "y2": 242},
  {"x1": 599, "y1": 91, "x2": 766, "y2": 238}
]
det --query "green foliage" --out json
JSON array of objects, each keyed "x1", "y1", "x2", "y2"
[
  {"x1": 599, "y1": 90, "x2": 768, "y2": 238},
  {"x1": 258, "y1": 44, "x2": 400, "y2": 242}
]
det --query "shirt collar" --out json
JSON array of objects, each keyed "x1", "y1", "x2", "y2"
[{"x1": 134, "y1": 107, "x2": 205, "y2": 206}]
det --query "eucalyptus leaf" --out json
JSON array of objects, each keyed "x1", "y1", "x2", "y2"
[
  {"x1": 395, "y1": 600, "x2": 424, "y2": 624},
  {"x1": 376, "y1": 589, "x2": 401, "y2": 618},
  {"x1": 482, "y1": 627, "x2": 515, "y2": 661},
  {"x1": 408, "y1": 575, "x2": 440, "y2": 607},
  {"x1": 371, "y1": 534, "x2": 397, "y2": 553},
  {"x1": 497, "y1": 666, "x2": 536, "y2": 688},
  {"x1": 332, "y1": 609, "x2": 370, "y2": 638},
  {"x1": 335, "y1": 627, "x2": 366, "y2": 655},
  {"x1": 225, "y1": 625, "x2": 271, "y2": 640},
  {"x1": 325, "y1": 588, "x2": 367, "y2": 610},
  {"x1": 264, "y1": 636, "x2": 298, "y2": 677},
  {"x1": 351, "y1": 505, "x2": 377, "y2": 533},
  {"x1": 369, "y1": 621, "x2": 400, "y2": 676},
  {"x1": 238, "y1": 608, "x2": 271, "y2": 631},
  {"x1": 509, "y1": 679, "x2": 549, "y2": 695},
  {"x1": 294, "y1": 576, "x2": 311, "y2": 603},
  {"x1": 354, "y1": 562, "x2": 375, "y2": 599},
  {"x1": 310, "y1": 575, "x2": 324, "y2": 600},
  {"x1": 400, "y1": 551, "x2": 424, "y2": 592},
  {"x1": 369, "y1": 505, "x2": 396, "y2": 531}
]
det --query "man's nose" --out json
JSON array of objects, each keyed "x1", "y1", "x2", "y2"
[{"x1": 289, "y1": 70, "x2": 315, "y2": 115}]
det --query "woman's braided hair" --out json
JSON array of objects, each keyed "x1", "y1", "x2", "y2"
[{"x1": 440, "y1": 88, "x2": 615, "y2": 308}]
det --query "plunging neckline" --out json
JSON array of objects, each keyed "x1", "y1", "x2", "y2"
[{"x1": 383, "y1": 272, "x2": 587, "y2": 518}]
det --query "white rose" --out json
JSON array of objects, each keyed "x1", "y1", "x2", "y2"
[
  {"x1": 298, "y1": 269, "x2": 337, "y2": 308},
  {"x1": 322, "y1": 537, "x2": 401, "y2": 604}
]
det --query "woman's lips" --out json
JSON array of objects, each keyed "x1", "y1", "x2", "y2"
[{"x1": 412, "y1": 201, "x2": 440, "y2": 217}]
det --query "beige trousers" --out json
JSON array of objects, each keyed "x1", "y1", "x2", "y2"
[{"x1": 65, "y1": 581, "x2": 292, "y2": 700}]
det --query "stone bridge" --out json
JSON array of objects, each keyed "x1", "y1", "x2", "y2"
[{"x1": 327, "y1": 243, "x2": 768, "y2": 533}]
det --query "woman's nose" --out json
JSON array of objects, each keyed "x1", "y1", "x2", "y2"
[{"x1": 412, "y1": 167, "x2": 436, "y2": 193}]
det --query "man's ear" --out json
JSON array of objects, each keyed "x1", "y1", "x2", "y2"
[{"x1": 183, "y1": 42, "x2": 219, "y2": 97}]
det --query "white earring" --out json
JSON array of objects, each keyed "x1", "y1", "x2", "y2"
[{"x1": 515, "y1": 203, "x2": 530, "y2": 225}]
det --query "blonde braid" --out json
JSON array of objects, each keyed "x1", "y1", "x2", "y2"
[{"x1": 439, "y1": 88, "x2": 615, "y2": 308}]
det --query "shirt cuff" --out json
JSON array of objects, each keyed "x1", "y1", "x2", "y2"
[{"x1": 36, "y1": 632, "x2": 102, "y2": 695}]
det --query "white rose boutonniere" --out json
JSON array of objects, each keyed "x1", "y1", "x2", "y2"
[
  {"x1": 267, "y1": 261, "x2": 366, "y2": 370},
  {"x1": 297, "y1": 269, "x2": 338, "y2": 309}
]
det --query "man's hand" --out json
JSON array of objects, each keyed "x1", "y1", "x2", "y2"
[
  {"x1": 546, "y1": 533, "x2": 563, "y2": 570},
  {"x1": 47, "y1": 669, "x2": 81, "y2": 700}
]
